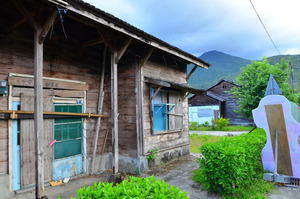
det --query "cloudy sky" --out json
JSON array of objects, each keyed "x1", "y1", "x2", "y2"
[{"x1": 85, "y1": 0, "x2": 300, "y2": 60}]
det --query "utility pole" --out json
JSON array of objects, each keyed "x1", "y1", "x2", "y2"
[{"x1": 289, "y1": 62, "x2": 294, "y2": 93}]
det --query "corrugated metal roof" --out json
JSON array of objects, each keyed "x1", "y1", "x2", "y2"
[
  {"x1": 206, "y1": 79, "x2": 238, "y2": 91},
  {"x1": 206, "y1": 91, "x2": 227, "y2": 102}
]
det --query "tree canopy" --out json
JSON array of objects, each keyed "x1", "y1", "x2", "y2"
[{"x1": 229, "y1": 57, "x2": 299, "y2": 118}]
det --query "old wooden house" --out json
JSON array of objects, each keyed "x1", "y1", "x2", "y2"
[
  {"x1": 0, "y1": 0, "x2": 209, "y2": 197},
  {"x1": 189, "y1": 79, "x2": 253, "y2": 125}
]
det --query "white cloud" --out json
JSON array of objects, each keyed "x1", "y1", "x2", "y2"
[{"x1": 84, "y1": 0, "x2": 300, "y2": 59}]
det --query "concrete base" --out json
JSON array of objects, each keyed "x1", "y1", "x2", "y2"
[
  {"x1": 86, "y1": 153, "x2": 112, "y2": 174},
  {"x1": 263, "y1": 173, "x2": 275, "y2": 182},
  {"x1": 153, "y1": 145, "x2": 190, "y2": 166},
  {"x1": 0, "y1": 174, "x2": 12, "y2": 199},
  {"x1": 86, "y1": 153, "x2": 148, "y2": 175},
  {"x1": 118, "y1": 154, "x2": 148, "y2": 174}
]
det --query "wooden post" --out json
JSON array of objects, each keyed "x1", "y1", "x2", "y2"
[
  {"x1": 91, "y1": 46, "x2": 107, "y2": 174},
  {"x1": 111, "y1": 50, "x2": 118, "y2": 174},
  {"x1": 136, "y1": 49, "x2": 153, "y2": 156},
  {"x1": 34, "y1": 28, "x2": 44, "y2": 199}
]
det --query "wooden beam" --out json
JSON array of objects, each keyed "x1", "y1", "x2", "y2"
[
  {"x1": 186, "y1": 65, "x2": 197, "y2": 81},
  {"x1": 98, "y1": 29, "x2": 114, "y2": 52},
  {"x1": 45, "y1": 0, "x2": 209, "y2": 69},
  {"x1": 0, "y1": 110, "x2": 109, "y2": 119},
  {"x1": 111, "y1": 50, "x2": 118, "y2": 174},
  {"x1": 91, "y1": 46, "x2": 107, "y2": 174},
  {"x1": 144, "y1": 78, "x2": 171, "y2": 87},
  {"x1": 115, "y1": 38, "x2": 132, "y2": 64},
  {"x1": 10, "y1": 12, "x2": 35, "y2": 29},
  {"x1": 34, "y1": 27, "x2": 44, "y2": 198},
  {"x1": 39, "y1": 9, "x2": 58, "y2": 44},
  {"x1": 12, "y1": 0, "x2": 38, "y2": 30},
  {"x1": 8, "y1": 76, "x2": 89, "y2": 91},
  {"x1": 140, "y1": 47, "x2": 154, "y2": 68},
  {"x1": 151, "y1": 87, "x2": 162, "y2": 100},
  {"x1": 82, "y1": 38, "x2": 104, "y2": 48}
]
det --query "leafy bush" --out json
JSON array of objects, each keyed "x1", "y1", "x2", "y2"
[
  {"x1": 201, "y1": 121, "x2": 210, "y2": 128},
  {"x1": 215, "y1": 117, "x2": 229, "y2": 130},
  {"x1": 147, "y1": 147, "x2": 159, "y2": 161},
  {"x1": 197, "y1": 129, "x2": 267, "y2": 196},
  {"x1": 71, "y1": 175, "x2": 188, "y2": 199},
  {"x1": 189, "y1": 121, "x2": 199, "y2": 130}
]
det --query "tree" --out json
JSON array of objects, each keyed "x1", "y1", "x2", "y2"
[{"x1": 229, "y1": 57, "x2": 299, "y2": 118}]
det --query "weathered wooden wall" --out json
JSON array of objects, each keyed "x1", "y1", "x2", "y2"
[
  {"x1": 0, "y1": 28, "x2": 112, "y2": 175},
  {"x1": 142, "y1": 61, "x2": 189, "y2": 154},
  {"x1": 118, "y1": 65, "x2": 137, "y2": 157},
  {"x1": 209, "y1": 81, "x2": 253, "y2": 125}
]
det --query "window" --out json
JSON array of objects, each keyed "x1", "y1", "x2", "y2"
[
  {"x1": 151, "y1": 88, "x2": 183, "y2": 134},
  {"x1": 54, "y1": 104, "x2": 83, "y2": 159}
]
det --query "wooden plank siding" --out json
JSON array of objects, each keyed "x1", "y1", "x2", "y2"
[
  {"x1": 0, "y1": 33, "x2": 112, "y2": 174},
  {"x1": 20, "y1": 96, "x2": 53, "y2": 187},
  {"x1": 209, "y1": 81, "x2": 253, "y2": 125},
  {"x1": 142, "y1": 61, "x2": 190, "y2": 154},
  {"x1": 117, "y1": 66, "x2": 137, "y2": 157}
]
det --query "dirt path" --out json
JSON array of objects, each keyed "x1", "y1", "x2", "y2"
[{"x1": 142, "y1": 154, "x2": 220, "y2": 199}]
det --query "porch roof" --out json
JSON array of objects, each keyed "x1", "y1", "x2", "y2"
[
  {"x1": 144, "y1": 77, "x2": 205, "y2": 95},
  {"x1": 43, "y1": 0, "x2": 210, "y2": 69}
]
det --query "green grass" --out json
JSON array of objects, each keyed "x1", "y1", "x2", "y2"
[
  {"x1": 189, "y1": 134, "x2": 222, "y2": 153},
  {"x1": 192, "y1": 168, "x2": 274, "y2": 199},
  {"x1": 190, "y1": 125, "x2": 254, "y2": 131}
]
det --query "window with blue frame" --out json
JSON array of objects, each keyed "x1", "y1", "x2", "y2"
[
  {"x1": 54, "y1": 104, "x2": 83, "y2": 159},
  {"x1": 151, "y1": 88, "x2": 183, "y2": 134}
]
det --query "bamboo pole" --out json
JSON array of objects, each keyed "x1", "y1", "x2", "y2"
[
  {"x1": 99, "y1": 129, "x2": 109, "y2": 172},
  {"x1": 91, "y1": 46, "x2": 107, "y2": 174},
  {"x1": 0, "y1": 110, "x2": 109, "y2": 119}
]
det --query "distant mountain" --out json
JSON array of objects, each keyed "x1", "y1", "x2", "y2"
[{"x1": 188, "y1": 50, "x2": 300, "y2": 92}]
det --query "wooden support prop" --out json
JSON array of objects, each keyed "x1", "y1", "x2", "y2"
[
  {"x1": 12, "y1": 0, "x2": 38, "y2": 30},
  {"x1": 82, "y1": 38, "x2": 104, "y2": 48},
  {"x1": 39, "y1": 9, "x2": 58, "y2": 44},
  {"x1": 98, "y1": 29, "x2": 114, "y2": 52},
  {"x1": 111, "y1": 50, "x2": 119, "y2": 174},
  {"x1": 99, "y1": 129, "x2": 110, "y2": 172},
  {"x1": 91, "y1": 46, "x2": 107, "y2": 174},
  {"x1": 186, "y1": 65, "x2": 197, "y2": 81},
  {"x1": 115, "y1": 38, "x2": 132, "y2": 64},
  {"x1": 10, "y1": 11, "x2": 35, "y2": 29},
  {"x1": 140, "y1": 47, "x2": 154, "y2": 68},
  {"x1": 183, "y1": 92, "x2": 190, "y2": 100},
  {"x1": 247, "y1": 125, "x2": 257, "y2": 134},
  {"x1": 151, "y1": 87, "x2": 162, "y2": 100}
]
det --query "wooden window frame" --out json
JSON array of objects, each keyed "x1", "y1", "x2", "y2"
[{"x1": 151, "y1": 87, "x2": 183, "y2": 135}]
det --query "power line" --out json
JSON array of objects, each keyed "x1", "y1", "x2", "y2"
[{"x1": 249, "y1": 0, "x2": 281, "y2": 55}]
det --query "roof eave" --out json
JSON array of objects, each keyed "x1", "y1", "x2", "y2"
[{"x1": 43, "y1": 0, "x2": 210, "y2": 69}]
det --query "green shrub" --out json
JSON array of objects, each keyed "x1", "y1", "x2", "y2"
[
  {"x1": 201, "y1": 121, "x2": 210, "y2": 128},
  {"x1": 215, "y1": 117, "x2": 229, "y2": 130},
  {"x1": 197, "y1": 129, "x2": 267, "y2": 196},
  {"x1": 211, "y1": 117, "x2": 229, "y2": 130},
  {"x1": 189, "y1": 121, "x2": 199, "y2": 130},
  {"x1": 71, "y1": 175, "x2": 188, "y2": 199},
  {"x1": 147, "y1": 147, "x2": 159, "y2": 161}
]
